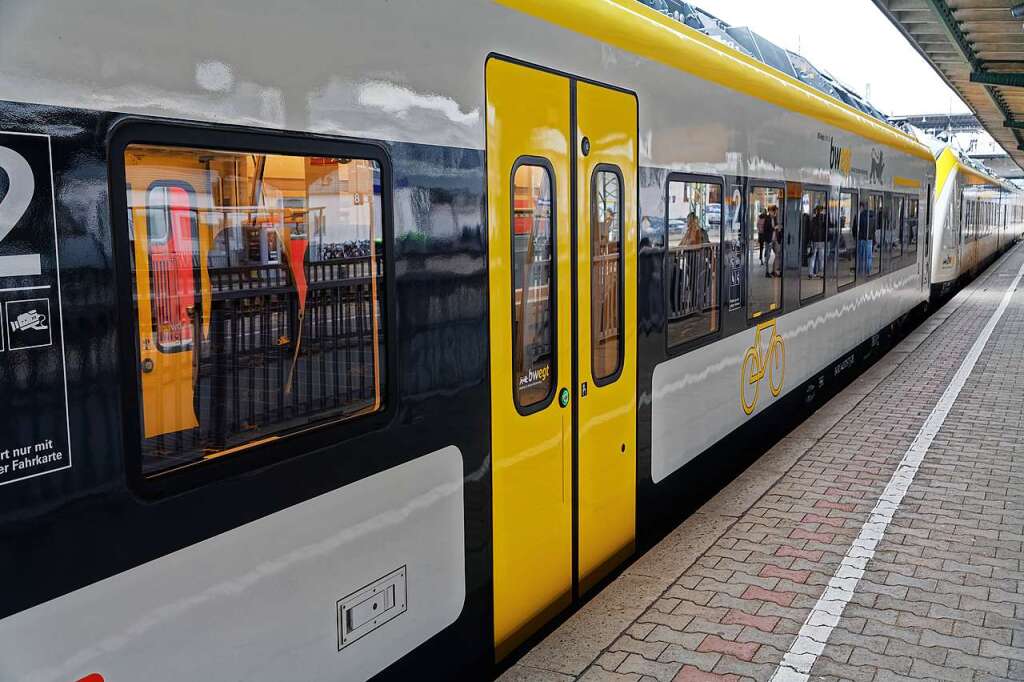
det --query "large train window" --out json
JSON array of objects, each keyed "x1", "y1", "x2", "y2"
[
  {"x1": 512, "y1": 161, "x2": 556, "y2": 411},
  {"x1": 666, "y1": 176, "x2": 721, "y2": 347},
  {"x1": 799, "y1": 188, "x2": 827, "y2": 301},
  {"x1": 591, "y1": 167, "x2": 623, "y2": 381},
  {"x1": 123, "y1": 142, "x2": 386, "y2": 478},
  {"x1": 836, "y1": 191, "x2": 857, "y2": 289},
  {"x1": 747, "y1": 185, "x2": 782, "y2": 319}
]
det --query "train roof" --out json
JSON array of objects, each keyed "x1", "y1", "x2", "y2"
[
  {"x1": 936, "y1": 146, "x2": 1019, "y2": 194},
  {"x1": 504, "y1": 0, "x2": 933, "y2": 162}
]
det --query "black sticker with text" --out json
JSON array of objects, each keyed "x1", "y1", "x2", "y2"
[{"x1": 0, "y1": 131, "x2": 70, "y2": 486}]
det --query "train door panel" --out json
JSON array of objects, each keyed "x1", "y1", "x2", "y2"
[
  {"x1": 575, "y1": 82, "x2": 637, "y2": 595},
  {"x1": 487, "y1": 57, "x2": 573, "y2": 659},
  {"x1": 487, "y1": 58, "x2": 638, "y2": 657}
]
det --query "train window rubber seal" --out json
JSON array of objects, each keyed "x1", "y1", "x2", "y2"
[{"x1": 107, "y1": 116, "x2": 398, "y2": 499}]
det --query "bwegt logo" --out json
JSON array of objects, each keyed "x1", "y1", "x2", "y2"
[{"x1": 829, "y1": 137, "x2": 852, "y2": 176}]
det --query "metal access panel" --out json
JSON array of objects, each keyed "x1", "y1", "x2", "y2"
[{"x1": 337, "y1": 566, "x2": 408, "y2": 650}]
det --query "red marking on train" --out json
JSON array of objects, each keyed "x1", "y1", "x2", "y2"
[{"x1": 75, "y1": 675, "x2": 104, "y2": 682}]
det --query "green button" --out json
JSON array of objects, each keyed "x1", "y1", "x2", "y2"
[{"x1": 559, "y1": 387, "x2": 570, "y2": 408}]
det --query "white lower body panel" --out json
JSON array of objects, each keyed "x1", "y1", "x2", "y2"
[
  {"x1": 652, "y1": 268, "x2": 923, "y2": 483},
  {"x1": 0, "y1": 446, "x2": 466, "y2": 682}
]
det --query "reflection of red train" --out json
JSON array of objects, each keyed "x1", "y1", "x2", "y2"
[{"x1": 147, "y1": 184, "x2": 196, "y2": 351}]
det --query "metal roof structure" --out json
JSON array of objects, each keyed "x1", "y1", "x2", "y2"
[{"x1": 872, "y1": 0, "x2": 1024, "y2": 174}]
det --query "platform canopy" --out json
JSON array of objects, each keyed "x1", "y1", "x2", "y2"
[{"x1": 873, "y1": 0, "x2": 1024, "y2": 172}]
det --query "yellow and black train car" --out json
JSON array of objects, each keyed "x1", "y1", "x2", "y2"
[{"x1": 0, "y1": 1, "x2": 1018, "y2": 680}]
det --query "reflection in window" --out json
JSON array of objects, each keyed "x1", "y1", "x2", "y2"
[
  {"x1": 800, "y1": 189, "x2": 827, "y2": 300},
  {"x1": 748, "y1": 186, "x2": 782, "y2": 318},
  {"x1": 667, "y1": 179, "x2": 721, "y2": 346},
  {"x1": 146, "y1": 184, "x2": 196, "y2": 352},
  {"x1": 592, "y1": 169, "x2": 622, "y2": 381},
  {"x1": 836, "y1": 192, "x2": 856, "y2": 289},
  {"x1": 512, "y1": 164, "x2": 555, "y2": 409},
  {"x1": 906, "y1": 198, "x2": 919, "y2": 267},
  {"x1": 868, "y1": 192, "x2": 884, "y2": 274},
  {"x1": 890, "y1": 195, "x2": 905, "y2": 266},
  {"x1": 126, "y1": 144, "x2": 385, "y2": 477}
]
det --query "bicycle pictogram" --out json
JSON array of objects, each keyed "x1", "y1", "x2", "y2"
[{"x1": 740, "y1": 319, "x2": 785, "y2": 415}]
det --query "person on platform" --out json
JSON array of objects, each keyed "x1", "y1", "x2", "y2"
[
  {"x1": 809, "y1": 204, "x2": 826, "y2": 278},
  {"x1": 856, "y1": 202, "x2": 873, "y2": 276},
  {"x1": 769, "y1": 205, "x2": 782, "y2": 277}
]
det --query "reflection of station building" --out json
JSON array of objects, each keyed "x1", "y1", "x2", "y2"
[{"x1": 891, "y1": 113, "x2": 1024, "y2": 186}]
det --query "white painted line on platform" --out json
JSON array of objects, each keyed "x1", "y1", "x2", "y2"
[{"x1": 770, "y1": 258, "x2": 1024, "y2": 682}]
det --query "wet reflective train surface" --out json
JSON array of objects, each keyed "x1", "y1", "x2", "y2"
[{"x1": 0, "y1": 1, "x2": 1021, "y2": 680}]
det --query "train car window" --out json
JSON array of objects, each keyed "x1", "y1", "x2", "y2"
[
  {"x1": 512, "y1": 163, "x2": 556, "y2": 410},
  {"x1": 124, "y1": 143, "x2": 385, "y2": 477},
  {"x1": 905, "y1": 197, "x2": 919, "y2": 268},
  {"x1": 799, "y1": 189, "x2": 827, "y2": 300},
  {"x1": 748, "y1": 185, "x2": 783, "y2": 319},
  {"x1": 666, "y1": 177, "x2": 721, "y2": 346},
  {"x1": 891, "y1": 194, "x2": 905, "y2": 267},
  {"x1": 836, "y1": 191, "x2": 857, "y2": 289},
  {"x1": 591, "y1": 167, "x2": 623, "y2": 381},
  {"x1": 862, "y1": 194, "x2": 883, "y2": 278}
]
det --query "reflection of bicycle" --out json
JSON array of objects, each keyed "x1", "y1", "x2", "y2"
[{"x1": 741, "y1": 319, "x2": 785, "y2": 415}]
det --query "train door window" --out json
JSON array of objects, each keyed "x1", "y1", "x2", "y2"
[
  {"x1": 145, "y1": 183, "x2": 196, "y2": 352},
  {"x1": 891, "y1": 194, "x2": 905, "y2": 268},
  {"x1": 123, "y1": 142, "x2": 386, "y2": 478},
  {"x1": 512, "y1": 162, "x2": 556, "y2": 409},
  {"x1": 591, "y1": 167, "x2": 623, "y2": 380},
  {"x1": 862, "y1": 193, "x2": 883, "y2": 278},
  {"x1": 747, "y1": 185, "x2": 783, "y2": 319},
  {"x1": 905, "y1": 197, "x2": 919, "y2": 268},
  {"x1": 666, "y1": 176, "x2": 722, "y2": 346},
  {"x1": 836, "y1": 191, "x2": 857, "y2": 289},
  {"x1": 799, "y1": 189, "x2": 827, "y2": 301}
]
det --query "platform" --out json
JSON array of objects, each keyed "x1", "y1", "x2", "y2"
[{"x1": 501, "y1": 243, "x2": 1024, "y2": 682}]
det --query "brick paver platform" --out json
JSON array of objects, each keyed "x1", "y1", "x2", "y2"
[{"x1": 500, "y1": 243, "x2": 1024, "y2": 682}]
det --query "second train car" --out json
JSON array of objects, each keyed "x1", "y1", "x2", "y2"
[{"x1": 0, "y1": 0, "x2": 1021, "y2": 680}]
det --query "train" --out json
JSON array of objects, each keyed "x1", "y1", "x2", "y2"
[
  {"x1": 0, "y1": 1, "x2": 1021, "y2": 681},
  {"x1": 929, "y1": 146, "x2": 1023, "y2": 299}
]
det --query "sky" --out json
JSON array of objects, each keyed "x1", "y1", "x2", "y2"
[{"x1": 689, "y1": 0, "x2": 970, "y2": 117}]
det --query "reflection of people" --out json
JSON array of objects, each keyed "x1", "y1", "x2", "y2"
[
  {"x1": 683, "y1": 212, "x2": 703, "y2": 245},
  {"x1": 770, "y1": 205, "x2": 782, "y2": 277},
  {"x1": 809, "y1": 205, "x2": 826, "y2": 278},
  {"x1": 757, "y1": 209, "x2": 768, "y2": 263},
  {"x1": 856, "y1": 202, "x2": 873, "y2": 275}
]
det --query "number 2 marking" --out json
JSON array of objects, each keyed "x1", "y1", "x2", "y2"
[
  {"x1": 0, "y1": 146, "x2": 34, "y2": 242},
  {"x1": 0, "y1": 145, "x2": 42, "y2": 276}
]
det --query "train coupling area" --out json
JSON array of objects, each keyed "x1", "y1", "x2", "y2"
[{"x1": 501, "y1": 243, "x2": 1024, "y2": 682}]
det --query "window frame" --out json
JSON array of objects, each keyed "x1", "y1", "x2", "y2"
[
  {"x1": 589, "y1": 163, "x2": 625, "y2": 386},
  {"x1": 745, "y1": 179, "x2": 786, "y2": 324},
  {"x1": 798, "y1": 184, "x2": 829, "y2": 304},
  {"x1": 663, "y1": 172, "x2": 725, "y2": 356},
  {"x1": 109, "y1": 118, "x2": 397, "y2": 499},
  {"x1": 509, "y1": 155, "x2": 559, "y2": 415},
  {"x1": 835, "y1": 188, "x2": 859, "y2": 292}
]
